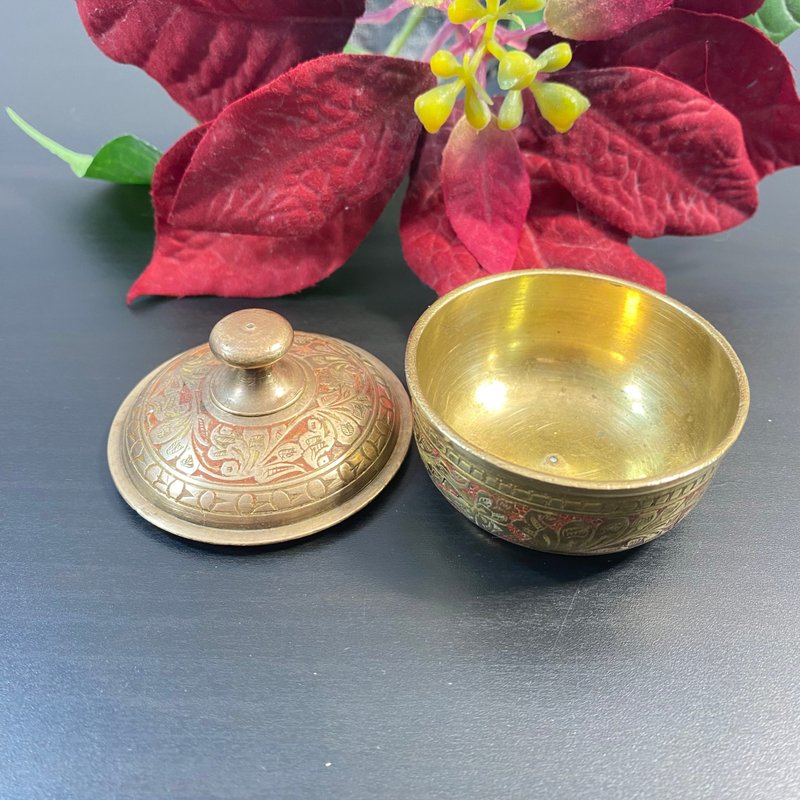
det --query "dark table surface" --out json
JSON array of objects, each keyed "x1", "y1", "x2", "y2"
[{"x1": 2, "y1": 6, "x2": 800, "y2": 799}]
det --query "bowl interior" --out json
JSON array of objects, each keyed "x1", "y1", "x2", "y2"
[{"x1": 412, "y1": 272, "x2": 745, "y2": 484}]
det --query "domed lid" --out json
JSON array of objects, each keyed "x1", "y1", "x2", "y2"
[{"x1": 108, "y1": 309, "x2": 412, "y2": 545}]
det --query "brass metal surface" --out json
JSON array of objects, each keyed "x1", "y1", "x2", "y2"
[
  {"x1": 208, "y1": 309, "x2": 305, "y2": 417},
  {"x1": 108, "y1": 309, "x2": 412, "y2": 545},
  {"x1": 406, "y1": 270, "x2": 749, "y2": 555}
]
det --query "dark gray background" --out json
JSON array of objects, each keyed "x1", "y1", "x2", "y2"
[{"x1": 2, "y1": 5, "x2": 799, "y2": 799}]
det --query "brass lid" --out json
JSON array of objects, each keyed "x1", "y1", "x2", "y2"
[{"x1": 108, "y1": 309, "x2": 412, "y2": 545}]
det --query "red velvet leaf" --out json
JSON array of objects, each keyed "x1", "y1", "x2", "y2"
[
  {"x1": 128, "y1": 124, "x2": 392, "y2": 301},
  {"x1": 568, "y1": 10, "x2": 800, "y2": 178},
  {"x1": 400, "y1": 125, "x2": 665, "y2": 296},
  {"x1": 524, "y1": 67, "x2": 759, "y2": 237},
  {"x1": 75, "y1": 0, "x2": 365, "y2": 122},
  {"x1": 169, "y1": 54, "x2": 433, "y2": 238},
  {"x1": 517, "y1": 172, "x2": 666, "y2": 292},
  {"x1": 544, "y1": 0, "x2": 671, "y2": 40},
  {"x1": 672, "y1": 0, "x2": 762, "y2": 16},
  {"x1": 441, "y1": 117, "x2": 531, "y2": 273}
]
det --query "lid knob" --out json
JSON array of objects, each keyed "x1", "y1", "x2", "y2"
[
  {"x1": 209, "y1": 309, "x2": 293, "y2": 370},
  {"x1": 208, "y1": 309, "x2": 305, "y2": 417}
]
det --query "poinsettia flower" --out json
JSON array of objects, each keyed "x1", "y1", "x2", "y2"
[
  {"x1": 66, "y1": 0, "x2": 800, "y2": 301},
  {"x1": 402, "y1": 0, "x2": 800, "y2": 293}
]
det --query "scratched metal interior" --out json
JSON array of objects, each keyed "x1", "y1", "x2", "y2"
[{"x1": 414, "y1": 274, "x2": 742, "y2": 482}]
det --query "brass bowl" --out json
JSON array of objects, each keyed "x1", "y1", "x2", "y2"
[{"x1": 405, "y1": 270, "x2": 749, "y2": 555}]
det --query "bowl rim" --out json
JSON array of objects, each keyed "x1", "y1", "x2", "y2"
[{"x1": 405, "y1": 269, "x2": 750, "y2": 493}]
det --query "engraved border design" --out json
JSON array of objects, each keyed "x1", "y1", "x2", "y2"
[{"x1": 413, "y1": 409, "x2": 716, "y2": 555}]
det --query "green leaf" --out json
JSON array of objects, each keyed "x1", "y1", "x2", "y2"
[
  {"x1": 745, "y1": 0, "x2": 800, "y2": 43},
  {"x1": 6, "y1": 107, "x2": 161, "y2": 185}
]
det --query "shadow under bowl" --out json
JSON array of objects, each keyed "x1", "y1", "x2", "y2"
[{"x1": 405, "y1": 270, "x2": 749, "y2": 555}]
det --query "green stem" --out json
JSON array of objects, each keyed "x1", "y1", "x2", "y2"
[
  {"x1": 469, "y1": 43, "x2": 488, "y2": 71},
  {"x1": 6, "y1": 107, "x2": 93, "y2": 177},
  {"x1": 385, "y1": 6, "x2": 427, "y2": 57}
]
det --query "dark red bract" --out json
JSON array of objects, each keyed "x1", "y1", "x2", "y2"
[
  {"x1": 521, "y1": 67, "x2": 760, "y2": 238},
  {"x1": 75, "y1": 0, "x2": 366, "y2": 121},
  {"x1": 566, "y1": 9, "x2": 800, "y2": 178},
  {"x1": 127, "y1": 56, "x2": 430, "y2": 301},
  {"x1": 672, "y1": 0, "x2": 762, "y2": 16}
]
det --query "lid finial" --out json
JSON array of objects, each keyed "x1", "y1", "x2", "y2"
[{"x1": 208, "y1": 309, "x2": 304, "y2": 416}]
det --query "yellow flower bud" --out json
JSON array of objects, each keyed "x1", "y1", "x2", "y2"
[
  {"x1": 464, "y1": 87, "x2": 492, "y2": 130},
  {"x1": 414, "y1": 81, "x2": 465, "y2": 134},
  {"x1": 530, "y1": 80, "x2": 590, "y2": 133},
  {"x1": 498, "y1": 50, "x2": 539, "y2": 91},
  {"x1": 430, "y1": 49, "x2": 462, "y2": 78},
  {"x1": 448, "y1": 0, "x2": 486, "y2": 25},
  {"x1": 535, "y1": 43, "x2": 573, "y2": 73},
  {"x1": 497, "y1": 90, "x2": 524, "y2": 130}
]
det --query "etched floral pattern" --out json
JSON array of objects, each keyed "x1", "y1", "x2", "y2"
[
  {"x1": 413, "y1": 411, "x2": 715, "y2": 555},
  {"x1": 123, "y1": 334, "x2": 398, "y2": 525}
]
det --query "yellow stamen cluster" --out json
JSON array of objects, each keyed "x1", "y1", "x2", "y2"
[
  {"x1": 414, "y1": 49, "x2": 494, "y2": 131},
  {"x1": 497, "y1": 43, "x2": 588, "y2": 132},
  {"x1": 413, "y1": 0, "x2": 590, "y2": 135}
]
